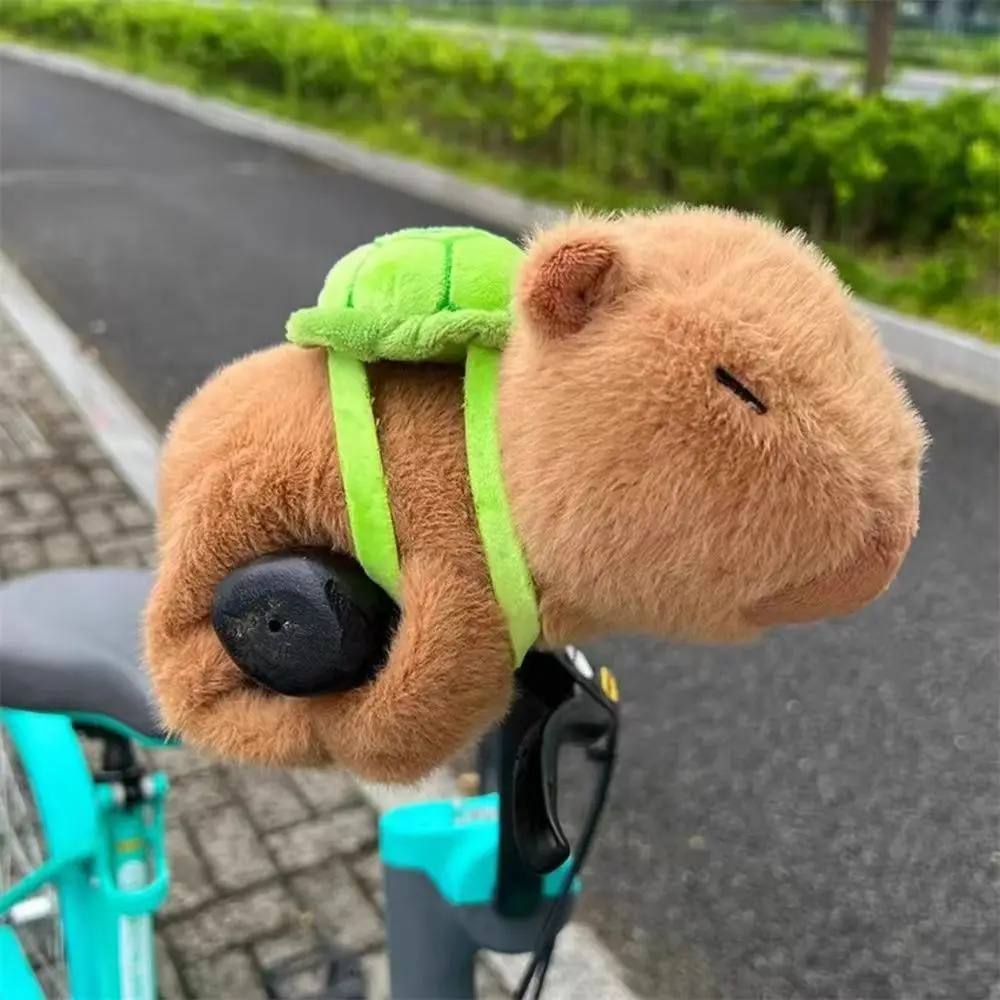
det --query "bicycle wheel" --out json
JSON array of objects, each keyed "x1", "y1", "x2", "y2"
[{"x1": 0, "y1": 726, "x2": 69, "y2": 998}]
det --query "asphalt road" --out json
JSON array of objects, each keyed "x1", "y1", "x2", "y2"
[{"x1": 2, "y1": 57, "x2": 998, "y2": 1000}]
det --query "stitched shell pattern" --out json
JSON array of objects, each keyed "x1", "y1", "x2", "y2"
[{"x1": 285, "y1": 227, "x2": 525, "y2": 363}]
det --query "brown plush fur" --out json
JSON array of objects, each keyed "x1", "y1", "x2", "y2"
[{"x1": 144, "y1": 207, "x2": 927, "y2": 784}]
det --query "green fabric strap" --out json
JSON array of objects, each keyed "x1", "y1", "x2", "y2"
[
  {"x1": 463, "y1": 345, "x2": 541, "y2": 666},
  {"x1": 326, "y1": 352, "x2": 401, "y2": 599},
  {"x1": 326, "y1": 346, "x2": 540, "y2": 667}
]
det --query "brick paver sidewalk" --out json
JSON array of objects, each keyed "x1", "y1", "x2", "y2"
[{"x1": 0, "y1": 320, "x2": 509, "y2": 998}]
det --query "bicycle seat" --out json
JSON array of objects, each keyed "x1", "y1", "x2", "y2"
[{"x1": 0, "y1": 567, "x2": 168, "y2": 744}]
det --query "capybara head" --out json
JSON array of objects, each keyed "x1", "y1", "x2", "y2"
[
  {"x1": 501, "y1": 207, "x2": 927, "y2": 647},
  {"x1": 144, "y1": 207, "x2": 927, "y2": 781}
]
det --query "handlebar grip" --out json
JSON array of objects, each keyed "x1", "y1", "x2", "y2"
[{"x1": 211, "y1": 548, "x2": 398, "y2": 697}]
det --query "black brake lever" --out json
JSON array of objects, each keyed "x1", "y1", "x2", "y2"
[
  {"x1": 509, "y1": 647, "x2": 620, "y2": 876},
  {"x1": 511, "y1": 714, "x2": 568, "y2": 874}
]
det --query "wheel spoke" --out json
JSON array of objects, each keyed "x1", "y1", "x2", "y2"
[{"x1": 0, "y1": 729, "x2": 69, "y2": 998}]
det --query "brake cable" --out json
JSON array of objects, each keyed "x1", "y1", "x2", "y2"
[
  {"x1": 515, "y1": 736, "x2": 617, "y2": 1000},
  {"x1": 502, "y1": 646, "x2": 621, "y2": 1000}
]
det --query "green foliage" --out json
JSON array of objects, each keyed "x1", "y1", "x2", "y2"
[{"x1": 1, "y1": 0, "x2": 996, "y2": 338}]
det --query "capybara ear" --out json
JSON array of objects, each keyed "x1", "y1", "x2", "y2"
[{"x1": 516, "y1": 219, "x2": 635, "y2": 339}]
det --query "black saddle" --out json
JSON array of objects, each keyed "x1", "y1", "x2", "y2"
[{"x1": 0, "y1": 568, "x2": 168, "y2": 743}]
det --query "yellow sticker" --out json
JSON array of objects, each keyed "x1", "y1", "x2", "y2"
[
  {"x1": 115, "y1": 838, "x2": 143, "y2": 854},
  {"x1": 599, "y1": 666, "x2": 620, "y2": 703}
]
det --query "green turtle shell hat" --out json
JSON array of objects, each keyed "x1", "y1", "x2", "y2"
[
  {"x1": 286, "y1": 227, "x2": 525, "y2": 363},
  {"x1": 285, "y1": 226, "x2": 540, "y2": 668}
]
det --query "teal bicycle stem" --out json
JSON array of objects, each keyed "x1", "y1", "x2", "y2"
[
  {"x1": 381, "y1": 792, "x2": 578, "y2": 999},
  {"x1": 376, "y1": 646, "x2": 618, "y2": 1000}
]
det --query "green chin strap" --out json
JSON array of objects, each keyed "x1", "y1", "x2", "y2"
[
  {"x1": 325, "y1": 352, "x2": 401, "y2": 596},
  {"x1": 325, "y1": 347, "x2": 540, "y2": 668}
]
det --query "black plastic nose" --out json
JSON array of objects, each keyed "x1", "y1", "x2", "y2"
[{"x1": 211, "y1": 548, "x2": 398, "y2": 697}]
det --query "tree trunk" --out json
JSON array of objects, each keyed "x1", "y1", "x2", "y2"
[{"x1": 863, "y1": 0, "x2": 895, "y2": 96}]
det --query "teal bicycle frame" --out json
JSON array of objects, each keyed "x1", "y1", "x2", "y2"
[
  {"x1": 0, "y1": 708, "x2": 172, "y2": 1000},
  {"x1": 0, "y1": 708, "x2": 578, "y2": 1000},
  {"x1": 0, "y1": 644, "x2": 611, "y2": 1000}
]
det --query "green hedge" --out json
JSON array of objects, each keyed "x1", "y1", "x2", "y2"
[{"x1": 1, "y1": 0, "x2": 997, "y2": 333}]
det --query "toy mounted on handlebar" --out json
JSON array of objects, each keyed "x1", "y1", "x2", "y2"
[{"x1": 143, "y1": 207, "x2": 928, "y2": 787}]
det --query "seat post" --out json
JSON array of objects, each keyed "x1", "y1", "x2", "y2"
[{"x1": 89, "y1": 731, "x2": 146, "y2": 807}]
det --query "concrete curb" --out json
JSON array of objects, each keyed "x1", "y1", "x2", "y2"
[
  {"x1": 0, "y1": 252, "x2": 162, "y2": 506},
  {"x1": 861, "y1": 301, "x2": 1000, "y2": 406},
  {"x1": 0, "y1": 248, "x2": 642, "y2": 999},
  {"x1": 2, "y1": 40, "x2": 996, "y2": 406}
]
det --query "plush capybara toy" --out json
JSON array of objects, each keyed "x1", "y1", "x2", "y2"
[{"x1": 144, "y1": 207, "x2": 928, "y2": 784}]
